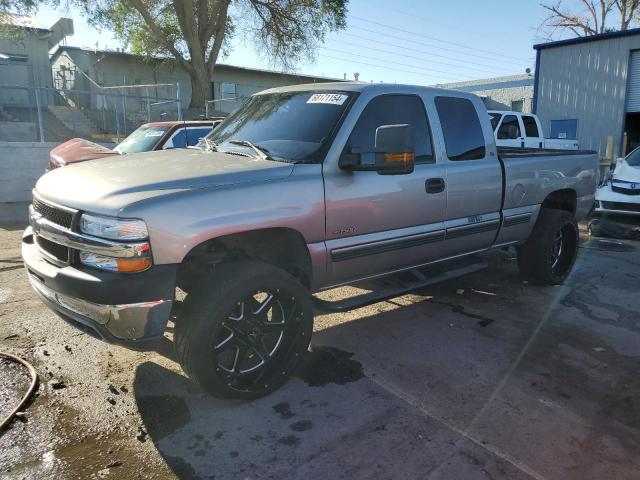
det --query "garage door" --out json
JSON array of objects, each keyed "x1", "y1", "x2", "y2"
[{"x1": 627, "y1": 50, "x2": 640, "y2": 112}]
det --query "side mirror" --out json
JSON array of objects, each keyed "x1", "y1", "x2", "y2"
[{"x1": 340, "y1": 124, "x2": 415, "y2": 175}]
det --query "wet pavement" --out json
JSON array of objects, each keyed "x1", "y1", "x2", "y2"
[{"x1": 1, "y1": 222, "x2": 640, "y2": 479}]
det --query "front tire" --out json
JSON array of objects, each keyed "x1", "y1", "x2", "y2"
[
  {"x1": 517, "y1": 208, "x2": 579, "y2": 285},
  {"x1": 174, "y1": 259, "x2": 313, "y2": 399}
]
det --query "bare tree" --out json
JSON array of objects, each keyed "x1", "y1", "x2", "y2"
[{"x1": 540, "y1": 0, "x2": 640, "y2": 37}]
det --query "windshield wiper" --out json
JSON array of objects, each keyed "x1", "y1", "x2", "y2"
[
  {"x1": 203, "y1": 137, "x2": 218, "y2": 152},
  {"x1": 228, "y1": 139, "x2": 272, "y2": 160}
]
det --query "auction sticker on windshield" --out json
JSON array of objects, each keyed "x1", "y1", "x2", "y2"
[{"x1": 307, "y1": 93, "x2": 348, "y2": 105}]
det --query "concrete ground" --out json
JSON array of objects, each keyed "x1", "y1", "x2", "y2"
[{"x1": 1, "y1": 222, "x2": 640, "y2": 480}]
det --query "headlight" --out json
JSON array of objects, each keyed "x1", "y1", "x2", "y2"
[
  {"x1": 80, "y1": 213, "x2": 148, "y2": 240},
  {"x1": 79, "y1": 252, "x2": 152, "y2": 273}
]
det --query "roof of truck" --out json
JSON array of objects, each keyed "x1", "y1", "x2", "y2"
[{"x1": 259, "y1": 82, "x2": 461, "y2": 96}]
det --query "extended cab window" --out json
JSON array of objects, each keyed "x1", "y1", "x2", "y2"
[
  {"x1": 522, "y1": 116, "x2": 540, "y2": 137},
  {"x1": 434, "y1": 96, "x2": 486, "y2": 161},
  {"x1": 346, "y1": 95, "x2": 434, "y2": 164},
  {"x1": 497, "y1": 115, "x2": 521, "y2": 139}
]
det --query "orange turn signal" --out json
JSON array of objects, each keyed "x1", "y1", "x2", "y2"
[
  {"x1": 115, "y1": 258, "x2": 152, "y2": 272},
  {"x1": 384, "y1": 152, "x2": 415, "y2": 164}
]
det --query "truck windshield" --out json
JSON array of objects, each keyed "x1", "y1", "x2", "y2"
[
  {"x1": 627, "y1": 147, "x2": 640, "y2": 166},
  {"x1": 207, "y1": 91, "x2": 353, "y2": 163},
  {"x1": 115, "y1": 125, "x2": 170, "y2": 154}
]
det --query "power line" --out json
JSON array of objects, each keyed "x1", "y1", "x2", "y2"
[
  {"x1": 350, "y1": 14, "x2": 527, "y2": 62},
  {"x1": 349, "y1": 23, "x2": 529, "y2": 68},
  {"x1": 317, "y1": 52, "x2": 478, "y2": 83},
  {"x1": 338, "y1": 31, "x2": 529, "y2": 72},
  {"x1": 326, "y1": 37, "x2": 517, "y2": 78},
  {"x1": 362, "y1": 0, "x2": 514, "y2": 42},
  {"x1": 319, "y1": 47, "x2": 474, "y2": 81}
]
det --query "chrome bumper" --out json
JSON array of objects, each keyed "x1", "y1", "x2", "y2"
[{"x1": 28, "y1": 270, "x2": 172, "y2": 342}]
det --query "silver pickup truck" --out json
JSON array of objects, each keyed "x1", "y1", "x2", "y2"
[{"x1": 22, "y1": 83, "x2": 598, "y2": 399}]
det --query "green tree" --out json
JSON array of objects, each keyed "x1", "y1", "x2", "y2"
[{"x1": 78, "y1": 0, "x2": 348, "y2": 108}]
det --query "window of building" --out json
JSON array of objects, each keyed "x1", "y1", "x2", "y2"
[
  {"x1": 497, "y1": 114, "x2": 521, "y2": 139},
  {"x1": 522, "y1": 115, "x2": 539, "y2": 138},
  {"x1": 345, "y1": 94, "x2": 434, "y2": 164},
  {"x1": 550, "y1": 119, "x2": 578, "y2": 140},
  {"x1": 511, "y1": 99, "x2": 524, "y2": 112},
  {"x1": 221, "y1": 83, "x2": 237, "y2": 99},
  {"x1": 434, "y1": 96, "x2": 486, "y2": 161}
]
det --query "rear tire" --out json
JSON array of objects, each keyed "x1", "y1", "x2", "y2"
[
  {"x1": 174, "y1": 259, "x2": 313, "y2": 399},
  {"x1": 517, "y1": 208, "x2": 579, "y2": 285}
]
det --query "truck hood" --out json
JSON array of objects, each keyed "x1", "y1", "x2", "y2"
[
  {"x1": 612, "y1": 159, "x2": 640, "y2": 183},
  {"x1": 35, "y1": 148, "x2": 294, "y2": 213}
]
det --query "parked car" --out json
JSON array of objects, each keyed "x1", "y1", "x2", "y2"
[
  {"x1": 489, "y1": 111, "x2": 579, "y2": 150},
  {"x1": 47, "y1": 119, "x2": 223, "y2": 170},
  {"x1": 595, "y1": 147, "x2": 640, "y2": 216},
  {"x1": 23, "y1": 83, "x2": 598, "y2": 399}
]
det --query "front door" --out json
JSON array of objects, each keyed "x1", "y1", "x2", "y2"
[{"x1": 323, "y1": 94, "x2": 447, "y2": 286}]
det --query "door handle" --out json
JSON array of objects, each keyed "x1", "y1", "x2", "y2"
[{"x1": 425, "y1": 178, "x2": 445, "y2": 194}]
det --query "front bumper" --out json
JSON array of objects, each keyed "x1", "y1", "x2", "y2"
[
  {"x1": 594, "y1": 184, "x2": 640, "y2": 216},
  {"x1": 22, "y1": 227, "x2": 177, "y2": 348}
]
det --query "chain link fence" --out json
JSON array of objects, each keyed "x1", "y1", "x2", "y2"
[{"x1": 0, "y1": 84, "x2": 182, "y2": 143}]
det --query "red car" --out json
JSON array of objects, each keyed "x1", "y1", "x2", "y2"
[{"x1": 47, "y1": 119, "x2": 223, "y2": 170}]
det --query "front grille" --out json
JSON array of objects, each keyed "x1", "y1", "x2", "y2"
[
  {"x1": 32, "y1": 196, "x2": 73, "y2": 229},
  {"x1": 611, "y1": 185, "x2": 640, "y2": 196},
  {"x1": 36, "y1": 236, "x2": 69, "y2": 263},
  {"x1": 601, "y1": 201, "x2": 640, "y2": 213}
]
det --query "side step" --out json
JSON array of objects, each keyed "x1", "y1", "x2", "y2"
[{"x1": 312, "y1": 260, "x2": 488, "y2": 313}]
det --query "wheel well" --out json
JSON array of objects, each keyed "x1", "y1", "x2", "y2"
[
  {"x1": 177, "y1": 228, "x2": 312, "y2": 289},
  {"x1": 541, "y1": 189, "x2": 577, "y2": 214}
]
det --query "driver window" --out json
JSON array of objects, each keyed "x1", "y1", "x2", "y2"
[
  {"x1": 345, "y1": 95, "x2": 434, "y2": 165},
  {"x1": 497, "y1": 115, "x2": 521, "y2": 139}
]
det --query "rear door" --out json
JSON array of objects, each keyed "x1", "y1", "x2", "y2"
[
  {"x1": 495, "y1": 113, "x2": 524, "y2": 148},
  {"x1": 323, "y1": 94, "x2": 447, "y2": 286},
  {"x1": 522, "y1": 114, "x2": 543, "y2": 148},
  {"x1": 433, "y1": 95, "x2": 503, "y2": 256}
]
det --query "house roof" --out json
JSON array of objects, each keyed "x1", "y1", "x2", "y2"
[
  {"x1": 534, "y1": 27, "x2": 640, "y2": 50},
  {"x1": 0, "y1": 12, "x2": 49, "y2": 31},
  {"x1": 52, "y1": 45, "x2": 344, "y2": 82}
]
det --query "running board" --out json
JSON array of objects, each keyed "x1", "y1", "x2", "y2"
[{"x1": 312, "y1": 260, "x2": 488, "y2": 313}]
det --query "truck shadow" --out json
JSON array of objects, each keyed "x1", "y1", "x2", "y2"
[{"x1": 133, "y1": 246, "x2": 640, "y2": 480}]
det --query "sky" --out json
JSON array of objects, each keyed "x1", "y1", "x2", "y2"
[{"x1": 33, "y1": 0, "x2": 554, "y2": 86}]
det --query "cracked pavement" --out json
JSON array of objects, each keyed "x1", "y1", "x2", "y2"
[{"x1": 1, "y1": 222, "x2": 640, "y2": 479}]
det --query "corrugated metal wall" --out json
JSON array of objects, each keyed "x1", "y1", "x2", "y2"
[
  {"x1": 626, "y1": 50, "x2": 640, "y2": 112},
  {"x1": 536, "y1": 35, "x2": 640, "y2": 158}
]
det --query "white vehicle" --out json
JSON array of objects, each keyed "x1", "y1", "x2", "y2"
[
  {"x1": 595, "y1": 148, "x2": 640, "y2": 216},
  {"x1": 489, "y1": 111, "x2": 579, "y2": 150}
]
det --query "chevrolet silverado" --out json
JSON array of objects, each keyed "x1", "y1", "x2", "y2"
[{"x1": 22, "y1": 83, "x2": 598, "y2": 399}]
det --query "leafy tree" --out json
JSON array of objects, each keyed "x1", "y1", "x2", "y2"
[
  {"x1": 77, "y1": 0, "x2": 348, "y2": 108},
  {"x1": 541, "y1": 0, "x2": 640, "y2": 37}
]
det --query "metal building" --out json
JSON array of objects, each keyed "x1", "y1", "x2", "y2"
[
  {"x1": 534, "y1": 28, "x2": 640, "y2": 159},
  {"x1": 438, "y1": 74, "x2": 535, "y2": 113}
]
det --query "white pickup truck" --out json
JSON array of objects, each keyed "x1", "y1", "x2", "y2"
[{"x1": 489, "y1": 111, "x2": 579, "y2": 150}]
